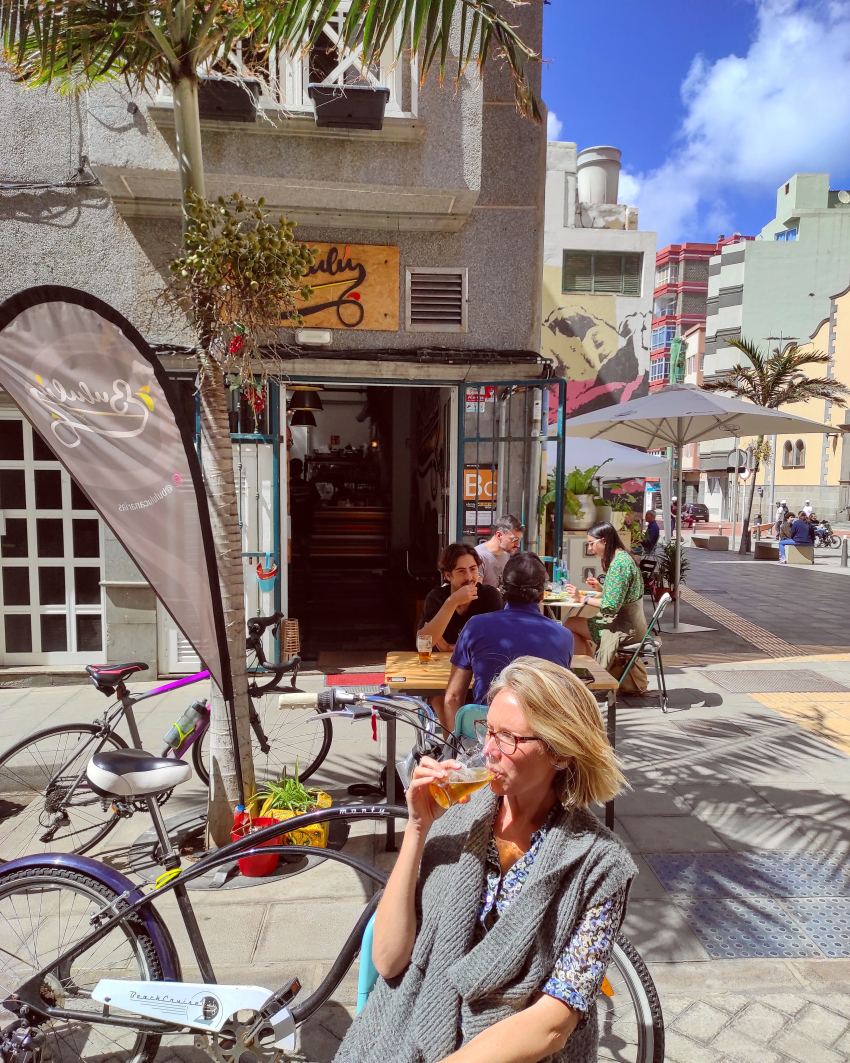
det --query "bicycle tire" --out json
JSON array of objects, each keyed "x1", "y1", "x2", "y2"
[
  {"x1": 830, "y1": 534, "x2": 842, "y2": 548},
  {"x1": 0, "y1": 866, "x2": 164, "y2": 1063},
  {"x1": 598, "y1": 933, "x2": 665, "y2": 1063},
  {"x1": 0, "y1": 724, "x2": 127, "y2": 860},
  {"x1": 192, "y1": 696, "x2": 333, "y2": 788}
]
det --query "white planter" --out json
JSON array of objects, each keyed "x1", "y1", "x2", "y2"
[
  {"x1": 564, "y1": 495, "x2": 598, "y2": 531},
  {"x1": 595, "y1": 505, "x2": 613, "y2": 523}
]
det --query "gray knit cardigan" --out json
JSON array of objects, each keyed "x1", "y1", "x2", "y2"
[{"x1": 333, "y1": 787, "x2": 636, "y2": 1063}]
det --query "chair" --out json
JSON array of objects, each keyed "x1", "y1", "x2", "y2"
[
  {"x1": 454, "y1": 703, "x2": 488, "y2": 741},
  {"x1": 357, "y1": 914, "x2": 379, "y2": 1013},
  {"x1": 637, "y1": 555, "x2": 660, "y2": 618},
  {"x1": 615, "y1": 592, "x2": 672, "y2": 712}
]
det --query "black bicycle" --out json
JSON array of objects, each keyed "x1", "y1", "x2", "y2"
[
  {"x1": 0, "y1": 613, "x2": 328, "y2": 859},
  {"x1": 0, "y1": 686, "x2": 664, "y2": 1063}
]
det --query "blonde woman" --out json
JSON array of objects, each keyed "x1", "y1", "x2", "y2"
[{"x1": 334, "y1": 658, "x2": 635, "y2": 1063}]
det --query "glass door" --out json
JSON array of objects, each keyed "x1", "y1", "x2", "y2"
[{"x1": 457, "y1": 381, "x2": 565, "y2": 560}]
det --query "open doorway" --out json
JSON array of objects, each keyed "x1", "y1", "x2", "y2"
[{"x1": 286, "y1": 384, "x2": 454, "y2": 664}]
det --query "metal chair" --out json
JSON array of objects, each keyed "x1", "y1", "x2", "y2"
[
  {"x1": 637, "y1": 555, "x2": 661, "y2": 619},
  {"x1": 615, "y1": 592, "x2": 672, "y2": 712}
]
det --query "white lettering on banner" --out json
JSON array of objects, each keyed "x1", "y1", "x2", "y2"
[
  {"x1": 118, "y1": 483, "x2": 173, "y2": 512},
  {"x1": 29, "y1": 374, "x2": 154, "y2": 448},
  {"x1": 465, "y1": 386, "x2": 496, "y2": 412}
]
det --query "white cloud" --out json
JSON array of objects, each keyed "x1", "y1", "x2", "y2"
[
  {"x1": 629, "y1": 0, "x2": 850, "y2": 243},
  {"x1": 618, "y1": 171, "x2": 641, "y2": 205},
  {"x1": 547, "y1": 109, "x2": 563, "y2": 141}
]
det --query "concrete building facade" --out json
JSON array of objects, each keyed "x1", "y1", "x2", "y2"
[{"x1": 0, "y1": 6, "x2": 557, "y2": 669}]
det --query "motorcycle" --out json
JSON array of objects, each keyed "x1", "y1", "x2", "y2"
[{"x1": 814, "y1": 519, "x2": 841, "y2": 548}]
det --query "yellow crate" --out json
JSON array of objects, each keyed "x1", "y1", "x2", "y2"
[{"x1": 259, "y1": 790, "x2": 331, "y2": 848}]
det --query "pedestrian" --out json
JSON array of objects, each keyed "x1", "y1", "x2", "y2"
[
  {"x1": 802, "y1": 499, "x2": 814, "y2": 519},
  {"x1": 476, "y1": 514, "x2": 524, "y2": 589},
  {"x1": 670, "y1": 496, "x2": 678, "y2": 536},
  {"x1": 778, "y1": 510, "x2": 815, "y2": 563},
  {"x1": 773, "y1": 500, "x2": 788, "y2": 539}
]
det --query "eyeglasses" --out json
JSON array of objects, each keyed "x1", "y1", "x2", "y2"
[
  {"x1": 474, "y1": 720, "x2": 544, "y2": 756},
  {"x1": 501, "y1": 534, "x2": 523, "y2": 544}
]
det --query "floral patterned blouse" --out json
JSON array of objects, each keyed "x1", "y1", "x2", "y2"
[
  {"x1": 475, "y1": 804, "x2": 626, "y2": 1016},
  {"x1": 587, "y1": 549, "x2": 644, "y2": 644}
]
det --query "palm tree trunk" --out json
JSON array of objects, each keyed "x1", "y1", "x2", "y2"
[
  {"x1": 198, "y1": 358, "x2": 255, "y2": 845},
  {"x1": 738, "y1": 435, "x2": 764, "y2": 555},
  {"x1": 172, "y1": 75, "x2": 205, "y2": 233}
]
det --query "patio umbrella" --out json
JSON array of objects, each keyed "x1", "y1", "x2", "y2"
[
  {"x1": 552, "y1": 436, "x2": 670, "y2": 482},
  {"x1": 564, "y1": 383, "x2": 833, "y2": 629}
]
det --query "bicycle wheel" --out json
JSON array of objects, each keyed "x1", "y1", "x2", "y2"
[
  {"x1": 598, "y1": 934, "x2": 664, "y2": 1063},
  {"x1": 830, "y1": 534, "x2": 842, "y2": 548},
  {"x1": 0, "y1": 725, "x2": 126, "y2": 860},
  {"x1": 193, "y1": 692, "x2": 332, "y2": 787},
  {"x1": 0, "y1": 867, "x2": 163, "y2": 1063}
]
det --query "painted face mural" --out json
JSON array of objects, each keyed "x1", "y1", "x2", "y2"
[{"x1": 541, "y1": 266, "x2": 650, "y2": 417}]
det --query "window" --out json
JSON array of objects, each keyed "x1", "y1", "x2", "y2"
[
  {"x1": 775, "y1": 228, "x2": 798, "y2": 242},
  {"x1": 405, "y1": 267, "x2": 468, "y2": 332},
  {"x1": 563, "y1": 252, "x2": 642, "y2": 296},
  {"x1": 686, "y1": 355, "x2": 696, "y2": 375},
  {"x1": 782, "y1": 439, "x2": 806, "y2": 467},
  {"x1": 649, "y1": 357, "x2": 670, "y2": 383},
  {"x1": 651, "y1": 325, "x2": 675, "y2": 351},
  {"x1": 655, "y1": 261, "x2": 678, "y2": 287}
]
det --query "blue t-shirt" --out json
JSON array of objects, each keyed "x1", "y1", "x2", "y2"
[
  {"x1": 451, "y1": 602, "x2": 574, "y2": 704},
  {"x1": 643, "y1": 520, "x2": 660, "y2": 549}
]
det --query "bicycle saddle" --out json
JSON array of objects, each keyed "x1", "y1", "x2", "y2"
[
  {"x1": 87, "y1": 749, "x2": 191, "y2": 798},
  {"x1": 86, "y1": 662, "x2": 148, "y2": 696}
]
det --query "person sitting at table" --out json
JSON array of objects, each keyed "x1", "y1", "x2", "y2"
[
  {"x1": 777, "y1": 510, "x2": 815, "y2": 563},
  {"x1": 418, "y1": 543, "x2": 503, "y2": 731},
  {"x1": 333, "y1": 657, "x2": 634, "y2": 1063},
  {"x1": 564, "y1": 522, "x2": 648, "y2": 691},
  {"x1": 443, "y1": 553, "x2": 573, "y2": 729},
  {"x1": 476, "y1": 514, "x2": 524, "y2": 588},
  {"x1": 637, "y1": 510, "x2": 659, "y2": 555}
]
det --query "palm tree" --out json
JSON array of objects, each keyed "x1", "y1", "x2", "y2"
[
  {"x1": 702, "y1": 338, "x2": 850, "y2": 553},
  {"x1": 1, "y1": 0, "x2": 541, "y2": 841}
]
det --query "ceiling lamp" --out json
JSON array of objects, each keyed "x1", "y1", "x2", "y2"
[
  {"x1": 290, "y1": 409, "x2": 317, "y2": 427},
  {"x1": 288, "y1": 388, "x2": 323, "y2": 412}
]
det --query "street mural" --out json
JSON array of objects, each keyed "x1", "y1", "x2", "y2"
[{"x1": 541, "y1": 266, "x2": 650, "y2": 417}]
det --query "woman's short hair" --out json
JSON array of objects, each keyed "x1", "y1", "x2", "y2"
[
  {"x1": 438, "y1": 542, "x2": 481, "y2": 578},
  {"x1": 588, "y1": 520, "x2": 626, "y2": 572},
  {"x1": 500, "y1": 552, "x2": 547, "y2": 604},
  {"x1": 489, "y1": 656, "x2": 626, "y2": 809}
]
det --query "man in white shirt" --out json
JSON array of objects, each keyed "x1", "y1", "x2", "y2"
[
  {"x1": 476, "y1": 514, "x2": 524, "y2": 589},
  {"x1": 803, "y1": 500, "x2": 814, "y2": 518}
]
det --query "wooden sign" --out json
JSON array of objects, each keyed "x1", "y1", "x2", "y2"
[{"x1": 286, "y1": 243, "x2": 399, "y2": 331}]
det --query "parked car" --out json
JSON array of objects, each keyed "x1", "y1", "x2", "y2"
[{"x1": 683, "y1": 503, "x2": 710, "y2": 522}]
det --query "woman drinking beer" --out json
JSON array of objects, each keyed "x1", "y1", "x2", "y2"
[{"x1": 333, "y1": 657, "x2": 634, "y2": 1063}]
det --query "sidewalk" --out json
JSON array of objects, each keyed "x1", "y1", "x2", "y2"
[{"x1": 1, "y1": 637, "x2": 850, "y2": 1060}]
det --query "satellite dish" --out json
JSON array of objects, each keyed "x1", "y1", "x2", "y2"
[{"x1": 839, "y1": 190, "x2": 850, "y2": 204}]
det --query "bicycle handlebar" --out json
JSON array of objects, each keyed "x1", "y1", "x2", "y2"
[{"x1": 247, "y1": 611, "x2": 284, "y2": 635}]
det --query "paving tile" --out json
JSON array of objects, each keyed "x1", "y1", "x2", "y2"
[
  {"x1": 664, "y1": 1028, "x2": 723, "y2": 1063},
  {"x1": 254, "y1": 901, "x2": 368, "y2": 963},
  {"x1": 705, "y1": 811, "x2": 812, "y2": 852},
  {"x1": 711, "y1": 1026, "x2": 784, "y2": 1063},
  {"x1": 773, "y1": 1027, "x2": 847, "y2": 1063},
  {"x1": 620, "y1": 898, "x2": 711, "y2": 962},
  {"x1": 627, "y1": 853, "x2": 671, "y2": 901},
  {"x1": 729, "y1": 1000, "x2": 788, "y2": 1043},
  {"x1": 671, "y1": 1000, "x2": 729, "y2": 1042},
  {"x1": 785, "y1": 899, "x2": 850, "y2": 957},
  {"x1": 790, "y1": 1002, "x2": 850, "y2": 1046},
  {"x1": 757, "y1": 992, "x2": 808, "y2": 1016},
  {"x1": 619, "y1": 813, "x2": 728, "y2": 853},
  {"x1": 672, "y1": 897, "x2": 822, "y2": 959}
]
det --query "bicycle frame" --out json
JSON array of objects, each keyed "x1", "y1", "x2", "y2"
[{"x1": 1, "y1": 805, "x2": 404, "y2": 1037}]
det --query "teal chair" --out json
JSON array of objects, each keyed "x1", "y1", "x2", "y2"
[
  {"x1": 357, "y1": 914, "x2": 379, "y2": 1013},
  {"x1": 453, "y1": 704, "x2": 488, "y2": 741}
]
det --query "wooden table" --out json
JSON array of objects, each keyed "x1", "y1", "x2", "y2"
[
  {"x1": 383, "y1": 651, "x2": 621, "y2": 834},
  {"x1": 543, "y1": 596, "x2": 600, "y2": 619}
]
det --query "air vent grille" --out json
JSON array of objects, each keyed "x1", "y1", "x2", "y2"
[{"x1": 406, "y1": 268, "x2": 467, "y2": 332}]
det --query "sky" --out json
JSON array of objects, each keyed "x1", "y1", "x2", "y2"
[{"x1": 542, "y1": 0, "x2": 850, "y2": 246}]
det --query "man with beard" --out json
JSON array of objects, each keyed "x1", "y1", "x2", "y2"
[{"x1": 418, "y1": 543, "x2": 503, "y2": 731}]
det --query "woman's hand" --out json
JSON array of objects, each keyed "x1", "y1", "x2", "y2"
[
  {"x1": 586, "y1": 576, "x2": 602, "y2": 592},
  {"x1": 564, "y1": 583, "x2": 580, "y2": 602},
  {"x1": 406, "y1": 756, "x2": 459, "y2": 833}
]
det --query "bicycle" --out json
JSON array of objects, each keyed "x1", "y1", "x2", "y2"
[
  {"x1": 0, "y1": 613, "x2": 322, "y2": 860},
  {"x1": 0, "y1": 686, "x2": 664, "y2": 1063}
]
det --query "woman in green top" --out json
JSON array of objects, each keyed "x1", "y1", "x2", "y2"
[{"x1": 564, "y1": 522, "x2": 647, "y2": 673}]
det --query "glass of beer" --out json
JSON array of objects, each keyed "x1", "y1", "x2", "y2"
[
  {"x1": 416, "y1": 634, "x2": 433, "y2": 663},
  {"x1": 429, "y1": 749, "x2": 494, "y2": 809}
]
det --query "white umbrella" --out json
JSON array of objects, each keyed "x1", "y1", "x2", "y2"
[
  {"x1": 552, "y1": 437, "x2": 670, "y2": 482},
  {"x1": 564, "y1": 383, "x2": 833, "y2": 629}
]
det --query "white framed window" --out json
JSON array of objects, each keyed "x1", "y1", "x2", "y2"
[
  {"x1": 0, "y1": 416, "x2": 104, "y2": 664},
  {"x1": 405, "y1": 267, "x2": 468, "y2": 332},
  {"x1": 649, "y1": 357, "x2": 670, "y2": 383},
  {"x1": 651, "y1": 325, "x2": 675, "y2": 351}
]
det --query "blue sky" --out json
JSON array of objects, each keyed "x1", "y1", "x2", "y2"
[{"x1": 542, "y1": 0, "x2": 850, "y2": 246}]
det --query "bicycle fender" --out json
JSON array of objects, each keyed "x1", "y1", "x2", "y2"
[{"x1": 0, "y1": 853, "x2": 181, "y2": 982}]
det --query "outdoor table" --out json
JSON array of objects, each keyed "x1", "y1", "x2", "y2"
[
  {"x1": 542, "y1": 596, "x2": 600, "y2": 620},
  {"x1": 382, "y1": 650, "x2": 621, "y2": 842}
]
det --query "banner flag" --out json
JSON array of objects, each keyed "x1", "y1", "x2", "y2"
[{"x1": 0, "y1": 286, "x2": 232, "y2": 701}]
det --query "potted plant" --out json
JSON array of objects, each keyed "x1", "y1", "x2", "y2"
[
  {"x1": 255, "y1": 765, "x2": 332, "y2": 849},
  {"x1": 540, "y1": 460, "x2": 612, "y2": 532},
  {"x1": 653, "y1": 540, "x2": 690, "y2": 600},
  {"x1": 198, "y1": 77, "x2": 261, "y2": 123},
  {"x1": 308, "y1": 83, "x2": 391, "y2": 130},
  {"x1": 609, "y1": 489, "x2": 639, "y2": 546}
]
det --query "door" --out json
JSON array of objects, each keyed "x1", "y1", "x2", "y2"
[
  {"x1": 0, "y1": 414, "x2": 105, "y2": 664},
  {"x1": 457, "y1": 381, "x2": 565, "y2": 559}
]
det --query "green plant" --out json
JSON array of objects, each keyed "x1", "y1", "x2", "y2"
[
  {"x1": 540, "y1": 460, "x2": 611, "y2": 518},
  {"x1": 609, "y1": 492, "x2": 638, "y2": 513},
  {"x1": 654, "y1": 540, "x2": 690, "y2": 590},
  {"x1": 257, "y1": 763, "x2": 322, "y2": 813}
]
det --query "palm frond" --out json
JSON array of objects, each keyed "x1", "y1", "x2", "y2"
[{"x1": 702, "y1": 338, "x2": 847, "y2": 409}]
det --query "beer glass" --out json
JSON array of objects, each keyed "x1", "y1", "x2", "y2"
[
  {"x1": 416, "y1": 634, "x2": 433, "y2": 663},
  {"x1": 429, "y1": 749, "x2": 493, "y2": 809}
]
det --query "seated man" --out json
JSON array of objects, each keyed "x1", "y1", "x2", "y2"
[
  {"x1": 418, "y1": 543, "x2": 503, "y2": 730},
  {"x1": 443, "y1": 553, "x2": 574, "y2": 727},
  {"x1": 638, "y1": 510, "x2": 660, "y2": 554},
  {"x1": 475, "y1": 513, "x2": 524, "y2": 588}
]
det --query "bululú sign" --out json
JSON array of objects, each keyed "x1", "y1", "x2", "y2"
[{"x1": 0, "y1": 286, "x2": 232, "y2": 705}]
